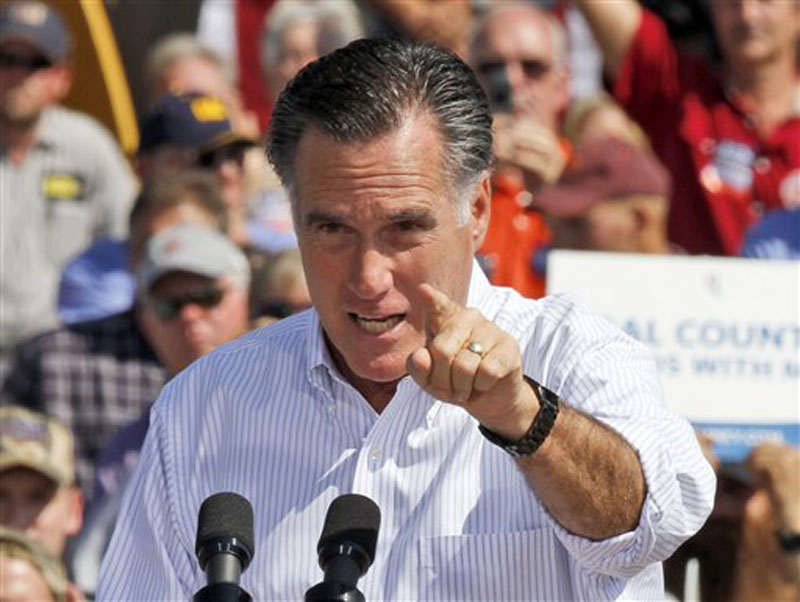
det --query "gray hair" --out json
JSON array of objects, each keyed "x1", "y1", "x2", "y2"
[
  {"x1": 144, "y1": 33, "x2": 235, "y2": 101},
  {"x1": 260, "y1": 0, "x2": 364, "y2": 75},
  {"x1": 266, "y1": 38, "x2": 493, "y2": 220},
  {"x1": 470, "y1": 2, "x2": 568, "y2": 68}
]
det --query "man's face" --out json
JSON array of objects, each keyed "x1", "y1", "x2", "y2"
[
  {"x1": 711, "y1": 0, "x2": 799, "y2": 66},
  {"x1": 293, "y1": 113, "x2": 490, "y2": 392},
  {"x1": 269, "y1": 20, "x2": 319, "y2": 100},
  {"x1": 0, "y1": 468, "x2": 82, "y2": 557},
  {"x1": 470, "y1": 9, "x2": 568, "y2": 131},
  {"x1": 548, "y1": 199, "x2": 638, "y2": 252},
  {"x1": 0, "y1": 41, "x2": 68, "y2": 124},
  {"x1": 139, "y1": 271, "x2": 249, "y2": 375},
  {"x1": 136, "y1": 143, "x2": 250, "y2": 214}
]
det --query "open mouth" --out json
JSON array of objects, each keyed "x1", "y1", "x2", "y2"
[{"x1": 349, "y1": 313, "x2": 405, "y2": 334}]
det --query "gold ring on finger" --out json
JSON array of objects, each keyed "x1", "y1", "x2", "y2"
[{"x1": 465, "y1": 341, "x2": 486, "y2": 358}]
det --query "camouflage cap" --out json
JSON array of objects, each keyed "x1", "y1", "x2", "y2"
[
  {"x1": 0, "y1": 406, "x2": 74, "y2": 486},
  {"x1": 0, "y1": 526, "x2": 68, "y2": 602}
]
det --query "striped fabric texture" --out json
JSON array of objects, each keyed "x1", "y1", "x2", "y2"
[{"x1": 98, "y1": 266, "x2": 715, "y2": 601}]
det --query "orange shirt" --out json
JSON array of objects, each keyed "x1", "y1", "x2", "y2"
[{"x1": 477, "y1": 174, "x2": 550, "y2": 299}]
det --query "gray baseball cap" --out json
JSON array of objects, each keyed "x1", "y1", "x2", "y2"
[
  {"x1": 137, "y1": 223, "x2": 250, "y2": 293},
  {"x1": 0, "y1": 1, "x2": 71, "y2": 63}
]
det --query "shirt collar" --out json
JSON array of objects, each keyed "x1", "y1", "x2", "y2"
[{"x1": 32, "y1": 108, "x2": 58, "y2": 150}]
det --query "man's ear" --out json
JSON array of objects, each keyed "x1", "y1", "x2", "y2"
[
  {"x1": 64, "y1": 486, "x2": 84, "y2": 537},
  {"x1": 47, "y1": 63, "x2": 73, "y2": 103},
  {"x1": 470, "y1": 172, "x2": 492, "y2": 249}
]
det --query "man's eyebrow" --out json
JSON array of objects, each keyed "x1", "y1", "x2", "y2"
[
  {"x1": 386, "y1": 209, "x2": 434, "y2": 223},
  {"x1": 303, "y1": 211, "x2": 344, "y2": 227}
]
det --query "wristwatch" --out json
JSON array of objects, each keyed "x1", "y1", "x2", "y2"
[
  {"x1": 478, "y1": 376, "x2": 560, "y2": 458},
  {"x1": 776, "y1": 530, "x2": 800, "y2": 553}
]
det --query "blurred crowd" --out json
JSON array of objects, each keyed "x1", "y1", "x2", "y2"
[{"x1": 0, "y1": 0, "x2": 797, "y2": 600}]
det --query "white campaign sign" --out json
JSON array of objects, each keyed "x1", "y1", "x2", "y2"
[{"x1": 546, "y1": 251, "x2": 800, "y2": 460}]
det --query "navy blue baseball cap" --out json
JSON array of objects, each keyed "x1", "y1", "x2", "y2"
[
  {"x1": 138, "y1": 92, "x2": 255, "y2": 155},
  {"x1": 0, "y1": 1, "x2": 71, "y2": 63}
]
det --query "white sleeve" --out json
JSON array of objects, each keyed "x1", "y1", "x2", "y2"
[{"x1": 524, "y1": 294, "x2": 716, "y2": 578}]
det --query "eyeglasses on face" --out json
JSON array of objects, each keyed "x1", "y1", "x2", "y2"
[
  {"x1": 145, "y1": 285, "x2": 225, "y2": 321},
  {"x1": 0, "y1": 51, "x2": 51, "y2": 72},
  {"x1": 477, "y1": 58, "x2": 552, "y2": 81},
  {"x1": 196, "y1": 142, "x2": 251, "y2": 170}
]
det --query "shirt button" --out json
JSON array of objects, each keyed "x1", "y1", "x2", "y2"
[
  {"x1": 369, "y1": 448, "x2": 383, "y2": 462},
  {"x1": 325, "y1": 404, "x2": 336, "y2": 415},
  {"x1": 754, "y1": 156, "x2": 771, "y2": 174}
]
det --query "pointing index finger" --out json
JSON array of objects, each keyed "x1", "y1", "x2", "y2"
[{"x1": 418, "y1": 283, "x2": 462, "y2": 336}]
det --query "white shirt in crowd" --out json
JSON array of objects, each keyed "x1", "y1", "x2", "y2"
[{"x1": 98, "y1": 265, "x2": 715, "y2": 601}]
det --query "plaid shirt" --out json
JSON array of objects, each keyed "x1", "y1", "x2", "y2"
[{"x1": 1, "y1": 311, "x2": 165, "y2": 496}]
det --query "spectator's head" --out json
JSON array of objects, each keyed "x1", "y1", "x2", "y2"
[
  {"x1": 710, "y1": 0, "x2": 799, "y2": 70},
  {"x1": 534, "y1": 138, "x2": 671, "y2": 253},
  {"x1": 128, "y1": 169, "x2": 228, "y2": 268},
  {"x1": 250, "y1": 249, "x2": 311, "y2": 324},
  {"x1": 260, "y1": 0, "x2": 363, "y2": 103},
  {"x1": 145, "y1": 33, "x2": 234, "y2": 104},
  {"x1": 136, "y1": 92, "x2": 257, "y2": 235},
  {"x1": 0, "y1": 527, "x2": 69, "y2": 602},
  {"x1": 0, "y1": 407, "x2": 82, "y2": 558},
  {"x1": 0, "y1": 1, "x2": 72, "y2": 125},
  {"x1": 563, "y1": 92, "x2": 650, "y2": 150},
  {"x1": 136, "y1": 223, "x2": 251, "y2": 375},
  {"x1": 468, "y1": 2, "x2": 569, "y2": 130},
  {"x1": 143, "y1": 33, "x2": 259, "y2": 138}
]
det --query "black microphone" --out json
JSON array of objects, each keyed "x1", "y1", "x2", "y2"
[
  {"x1": 305, "y1": 493, "x2": 381, "y2": 602},
  {"x1": 193, "y1": 492, "x2": 255, "y2": 602}
]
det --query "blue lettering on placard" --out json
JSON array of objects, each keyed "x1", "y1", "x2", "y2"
[
  {"x1": 622, "y1": 319, "x2": 660, "y2": 346},
  {"x1": 785, "y1": 361, "x2": 799, "y2": 379},
  {"x1": 655, "y1": 354, "x2": 681, "y2": 375},
  {"x1": 676, "y1": 321, "x2": 800, "y2": 350},
  {"x1": 692, "y1": 356, "x2": 774, "y2": 377}
]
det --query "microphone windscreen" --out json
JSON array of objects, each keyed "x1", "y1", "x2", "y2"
[
  {"x1": 318, "y1": 493, "x2": 381, "y2": 565},
  {"x1": 195, "y1": 492, "x2": 255, "y2": 563}
]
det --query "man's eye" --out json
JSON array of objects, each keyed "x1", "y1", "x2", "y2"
[
  {"x1": 395, "y1": 220, "x2": 424, "y2": 232},
  {"x1": 317, "y1": 222, "x2": 344, "y2": 234}
]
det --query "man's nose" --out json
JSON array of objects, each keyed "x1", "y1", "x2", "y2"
[
  {"x1": 178, "y1": 300, "x2": 207, "y2": 322},
  {"x1": 348, "y1": 247, "x2": 393, "y2": 299}
]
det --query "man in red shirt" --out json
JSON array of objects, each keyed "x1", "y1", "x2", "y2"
[
  {"x1": 574, "y1": 0, "x2": 799, "y2": 256},
  {"x1": 468, "y1": 3, "x2": 571, "y2": 298}
]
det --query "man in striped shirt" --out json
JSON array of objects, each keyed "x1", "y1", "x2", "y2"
[{"x1": 99, "y1": 38, "x2": 715, "y2": 600}]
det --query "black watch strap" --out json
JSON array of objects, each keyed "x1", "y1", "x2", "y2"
[{"x1": 478, "y1": 376, "x2": 560, "y2": 458}]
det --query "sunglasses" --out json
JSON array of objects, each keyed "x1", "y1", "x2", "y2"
[
  {"x1": 196, "y1": 143, "x2": 251, "y2": 170},
  {"x1": 477, "y1": 58, "x2": 552, "y2": 81},
  {"x1": 145, "y1": 285, "x2": 225, "y2": 321},
  {"x1": 0, "y1": 51, "x2": 51, "y2": 71}
]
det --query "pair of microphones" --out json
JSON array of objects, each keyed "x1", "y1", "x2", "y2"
[{"x1": 192, "y1": 492, "x2": 381, "y2": 602}]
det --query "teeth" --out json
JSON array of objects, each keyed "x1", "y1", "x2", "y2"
[{"x1": 354, "y1": 315, "x2": 403, "y2": 334}]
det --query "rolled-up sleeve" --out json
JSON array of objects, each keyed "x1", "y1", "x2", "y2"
[{"x1": 523, "y1": 294, "x2": 716, "y2": 577}]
